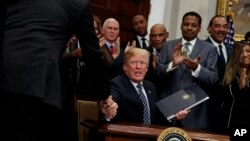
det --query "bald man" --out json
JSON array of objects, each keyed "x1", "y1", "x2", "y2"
[
  {"x1": 149, "y1": 23, "x2": 169, "y2": 54},
  {"x1": 145, "y1": 23, "x2": 169, "y2": 94}
]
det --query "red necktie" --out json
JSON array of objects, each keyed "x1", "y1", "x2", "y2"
[{"x1": 110, "y1": 45, "x2": 114, "y2": 54}]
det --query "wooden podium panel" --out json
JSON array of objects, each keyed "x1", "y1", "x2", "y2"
[{"x1": 98, "y1": 122, "x2": 229, "y2": 141}]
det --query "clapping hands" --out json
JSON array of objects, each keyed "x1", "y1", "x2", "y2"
[
  {"x1": 125, "y1": 40, "x2": 136, "y2": 53},
  {"x1": 172, "y1": 42, "x2": 200, "y2": 70}
]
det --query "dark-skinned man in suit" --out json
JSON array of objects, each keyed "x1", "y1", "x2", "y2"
[
  {"x1": 156, "y1": 11, "x2": 218, "y2": 129},
  {"x1": 205, "y1": 15, "x2": 232, "y2": 133}
]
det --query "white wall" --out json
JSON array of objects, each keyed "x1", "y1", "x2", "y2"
[
  {"x1": 148, "y1": 0, "x2": 165, "y2": 24},
  {"x1": 148, "y1": 0, "x2": 218, "y2": 40}
]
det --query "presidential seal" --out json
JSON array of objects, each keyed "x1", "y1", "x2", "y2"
[{"x1": 157, "y1": 127, "x2": 192, "y2": 141}]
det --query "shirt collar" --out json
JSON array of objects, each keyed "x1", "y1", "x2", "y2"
[
  {"x1": 182, "y1": 37, "x2": 197, "y2": 47},
  {"x1": 130, "y1": 80, "x2": 143, "y2": 88},
  {"x1": 106, "y1": 41, "x2": 115, "y2": 48},
  {"x1": 137, "y1": 35, "x2": 148, "y2": 41},
  {"x1": 208, "y1": 36, "x2": 225, "y2": 47}
]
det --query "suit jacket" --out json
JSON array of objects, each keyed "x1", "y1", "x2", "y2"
[
  {"x1": 101, "y1": 43, "x2": 123, "y2": 79},
  {"x1": 134, "y1": 36, "x2": 143, "y2": 48},
  {"x1": 145, "y1": 46, "x2": 165, "y2": 95},
  {"x1": 205, "y1": 38, "x2": 232, "y2": 132},
  {"x1": 127, "y1": 36, "x2": 148, "y2": 49},
  {"x1": 222, "y1": 75, "x2": 250, "y2": 128},
  {"x1": 108, "y1": 73, "x2": 167, "y2": 124},
  {"x1": 205, "y1": 38, "x2": 232, "y2": 81},
  {"x1": 0, "y1": 0, "x2": 108, "y2": 108},
  {"x1": 156, "y1": 37, "x2": 218, "y2": 129}
]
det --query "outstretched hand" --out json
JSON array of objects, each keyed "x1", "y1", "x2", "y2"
[{"x1": 98, "y1": 95, "x2": 118, "y2": 120}]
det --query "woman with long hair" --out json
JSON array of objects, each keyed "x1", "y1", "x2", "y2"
[{"x1": 222, "y1": 40, "x2": 250, "y2": 129}]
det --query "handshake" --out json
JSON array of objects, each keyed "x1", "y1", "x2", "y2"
[{"x1": 98, "y1": 96, "x2": 118, "y2": 121}]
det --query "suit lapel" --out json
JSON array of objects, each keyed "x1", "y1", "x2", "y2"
[
  {"x1": 135, "y1": 37, "x2": 141, "y2": 48},
  {"x1": 121, "y1": 74, "x2": 141, "y2": 103},
  {"x1": 225, "y1": 44, "x2": 232, "y2": 60},
  {"x1": 143, "y1": 82, "x2": 152, "y2": 97},
  {"x1": 189, "y1": 38, "x2": 202, "y2": 59},
  {"x1": 142, "y1": 81, "x2": 154, "y2": 105},
  {"x1": 101, "y1": 44, "x2": 113, "y2": 64}
]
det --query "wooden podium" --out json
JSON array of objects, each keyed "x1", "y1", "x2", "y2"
[{"x1": 98, "y1": 122, "x2": 229, "y2": 141}]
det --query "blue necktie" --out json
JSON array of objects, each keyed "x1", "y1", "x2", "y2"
[{"x1": 137, "y1": 84, "x2": 150, "y2": 124}]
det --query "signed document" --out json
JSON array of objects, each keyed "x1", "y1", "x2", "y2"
[{"x1": 156, "y1": 84, "x2": 209, "y2": 121}]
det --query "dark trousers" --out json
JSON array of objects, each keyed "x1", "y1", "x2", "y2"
[{"x1": 0, "y1": 92, "x2": 65, "y2": 141}]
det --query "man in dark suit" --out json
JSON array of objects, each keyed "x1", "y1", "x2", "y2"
[
  {"x1": 156, "y1": 11, "x2": 218, "y2": 129},
  {"x1": 147, "y1": 23, "x2": 169, "y2": 68},
  {"x1": 128, "y1": 15, "x2": 149, "y2": 49},
  {"x1": 206, "y1": 15, "x2": 232, "y2": 82},
  {"x1": 146, "y1": 23, "x2": 169, "y2": 95},
  {"x1": 0, "y1": 0, "x2": 108, "y2": 141},
  {"x1": 101, "y1": 18, "x2": 124, "y2": 79},
  {"x1": 100, "y1": 47, "x2": 188, "y2": 125},
  {"x1": 100, "y1": 18, "x2": 136, "y2": 80},
  {"x1": 206, "y1": 15, "x2": 232, "y2": 133}
]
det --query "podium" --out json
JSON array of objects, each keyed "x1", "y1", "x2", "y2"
[{"x1": 98, "y1": 122, "x2": 229, "y2": 141}]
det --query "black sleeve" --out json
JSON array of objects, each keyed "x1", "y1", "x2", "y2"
[{"x1": 76, "y1": 3, "x2": 109, "y2": 100}]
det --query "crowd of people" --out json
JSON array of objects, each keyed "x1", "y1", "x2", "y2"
[
  {"x1": 97, "y1": 11, "x2": 250, "y2": 139},
  {"x1": 1, "y1": 0, "x2": 250, "y2": 141}
]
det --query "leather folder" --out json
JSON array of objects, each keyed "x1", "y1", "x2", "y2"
[{"x1": 156, "y1": 84, "x2": 209, "y2": 121}]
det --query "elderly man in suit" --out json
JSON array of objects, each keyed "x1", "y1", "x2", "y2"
[
  {"x1": 0, "y1": 0, "x2": 108, "y2": 141},
  {"x1": 156, "y1": 11, "x2": 218, "y2": 129},
  {"x1": 100, "y1": 18, "x2": 125, "y2": 79},
  {"x1": 101, "y1": 18, "x2": 137, "y2": 79},
  {"x1": 100, "y1": 47, "x2": 188, "y2": 125},
  {"x1": 146, "y1": 23, "x2": 169, "y2": 94}
]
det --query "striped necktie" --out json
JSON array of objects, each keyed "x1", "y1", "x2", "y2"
[
  {"x1": 137, "y1": 84, "x2": 150, "y2": 124},
  {"x1": 183, "y1": 42, "x2": 191, "y2": 56}
]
